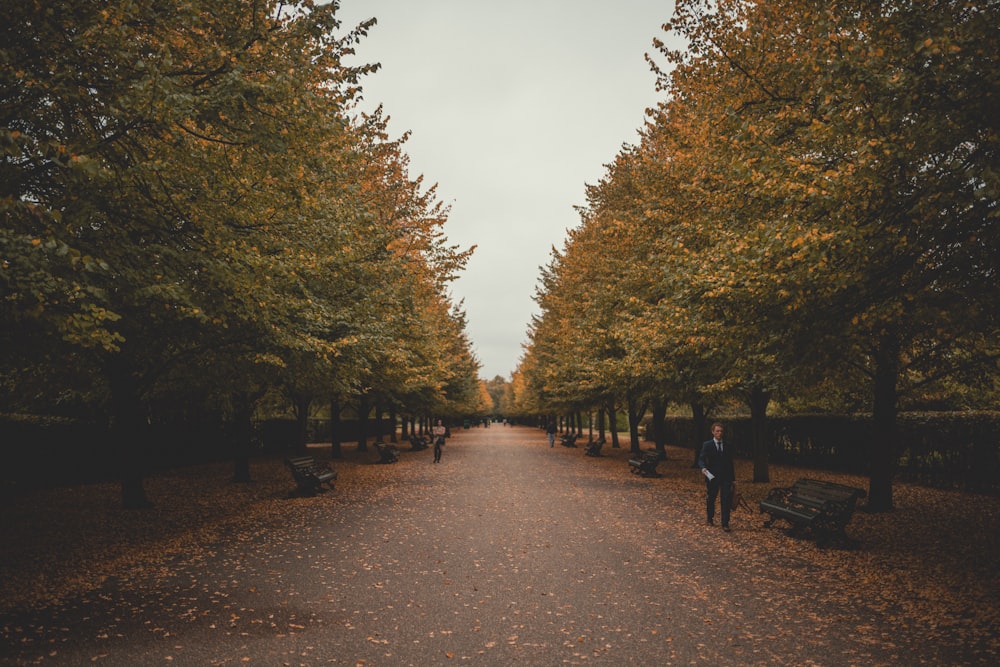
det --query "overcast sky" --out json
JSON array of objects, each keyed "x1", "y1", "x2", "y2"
[{"x1": 335, "y1": 1, "x2": 677, "y2": 380}]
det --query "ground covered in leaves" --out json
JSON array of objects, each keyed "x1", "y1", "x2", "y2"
[{"x1": 1, "y1": 428, "x2": 997, "y2": 665}]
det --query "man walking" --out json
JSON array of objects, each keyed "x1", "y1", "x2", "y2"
[
  {"x1": 432, "y1": 419, "x2": 447, "y2": 463},
  {"x1": 546, "y1": 419, "x2": 557, "y2": 447},
  {"x1": 699, "y1": 422, "x2": 736, "y2": 531}
]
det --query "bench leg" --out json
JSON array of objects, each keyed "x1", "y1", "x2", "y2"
[
  {"x1": 290, "y1": 479, "x2": 329, "y2": 497},
  {"x1": 768, "y1": 517, "x2": 806, "y2": 536},
  {"x1": 819, "y1": 525, "x2": 859, "y2": 549}
]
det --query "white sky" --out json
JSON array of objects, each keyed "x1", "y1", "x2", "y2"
[{"x1": 335, "y1": 1, "x2": 676, "y2": 380}]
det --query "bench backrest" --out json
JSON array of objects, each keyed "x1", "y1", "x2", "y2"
[
  {"x1": 789, "y1": 479, "x2": 866, "y2": 519},
  {"x1": 793, "y1": 478, "x2": 866, "y2": 502},
  {"x1": 286, "y1": 456, "x2": 316, "y2": 469}
]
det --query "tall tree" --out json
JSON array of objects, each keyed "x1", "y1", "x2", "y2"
[
  {"x1": 2, "y1": 0, "x2": 380, "y2": 505},
  {"x1": 655, "y1": 0, "x2": 1000, "y2": 509}
]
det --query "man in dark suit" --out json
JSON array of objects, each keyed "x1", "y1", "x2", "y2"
[{"x1": 699, "y1": 422, "x2": 736, "y2": 531}]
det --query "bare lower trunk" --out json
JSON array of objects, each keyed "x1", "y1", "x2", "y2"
[
  {"x1": 329, "y1": 399, "x2": 343, "y2": 459},
  {"x1": 627, "y1": 394, "x2": 646, "y2": 455},
  {"x1": 691, "y1": 401, "x2": 707, "y2": 467},
  {"x1": 650, "y1": 397, "x2": 667, "y2": 458},
  {"x1": 231, "y1": 394, "x2": 255, "y2": 484},
  {"x1": 357, "y1": 396, "x2": 369, "y2": 452},
  {"x1": 608, "y1": 404, "x2": 620, "y2": 448},
  {"x1": 106, "y1": 356, "x2": 152, "y2": 509},
  {"x1": 293, "y1": 393, "x2": 311, "y2": 455},
  {"x1": 748, "y1": 385, "x2": 771, "y2": 483},
  {"x1": 868, "y1": 330, "x2": 900, "y2": 512}
]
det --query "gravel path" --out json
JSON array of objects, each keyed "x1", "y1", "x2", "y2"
[{"x1": 1, "y1": 425, "x2": 995, "y2": 666}]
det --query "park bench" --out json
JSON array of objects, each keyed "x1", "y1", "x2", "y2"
[
  {"x1": 408, "y1": 434, "x2": 430, "y2": 451},
  {"x1": 759, "y1": 478, "x2": 867, "y2": 546},
  {"x1": 376, "y1": 442, "x2": 400, "y2": 464},
  {"x1": 628, "y1": 450, "x2": 661, "y2": 477},
  {"x1": 584, "y1": 437, "x2": 605, "y2": 457},
  {"x1": 284, "y1": 456, "x2": 337, "y2": 496},
  {"x1": 560, "y1": 433, "x2": 579, "y2": 447}
]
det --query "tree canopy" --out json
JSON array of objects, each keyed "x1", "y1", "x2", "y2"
[
  {"x1": 513, "y1": 0, "x2": 999, "y2": 509},
  {"x1": 2, "y1": 0, "x2": 482, "y2": 503}
]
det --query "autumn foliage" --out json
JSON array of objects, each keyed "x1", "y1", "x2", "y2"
[
  {"x1": 1, "y1": 0, "x2": 487, "y2": 505},
  {"x1": 513, "y1": 0, "x2": 1000, "y2": 511}
]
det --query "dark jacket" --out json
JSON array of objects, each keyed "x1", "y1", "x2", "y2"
[{"x1": 699, "y1": 439, "x2": 735, "y2": 482}]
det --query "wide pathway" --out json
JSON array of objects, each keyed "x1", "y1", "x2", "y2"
[{"x1": 1, "y1": 425, "x2": 986, "y2": 665}]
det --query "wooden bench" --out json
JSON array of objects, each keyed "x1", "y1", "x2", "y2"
[
  {"x1": 408, "y1": 434, "x2": 430, "y2": 451},
  {"x1": 584, "y1": 438, "x2": 605, "y2": 457},
  {"x1": 628, "y1": 450, "x2": 661, "y2": 477},
  {"x1": 759, "y1": 478, "x2": 867, "y2": 546},
  {"x1": 560, "y1": 433, "x2": 579, "y2": 447},
  {"x1": 284, "y1": 456, "x2": 337, "y2": 496},
  {"x1": 376, "y1": 442, "x2": 400, "y2": 464}
]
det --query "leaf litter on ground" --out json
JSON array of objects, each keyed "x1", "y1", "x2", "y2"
[{"x1": 0, "y1": 437, "x2": 997, "y2": 660}]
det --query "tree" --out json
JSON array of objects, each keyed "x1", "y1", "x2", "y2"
[
  {"x1": 483, "y1": 375, "x2": 509, "y2": 418},
  {"x1": 654, "y1": 0, "x2": 1000, "y2": 509},
  {"x1": 4, "y1": 0, "x2": 476, "y2": 505}
]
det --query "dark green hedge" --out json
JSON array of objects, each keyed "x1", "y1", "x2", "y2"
[{"x1": 660, "y1": 412, "x2": 1000, "y2": 495}]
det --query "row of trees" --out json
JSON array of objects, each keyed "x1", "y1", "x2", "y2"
[
  {"x1": 510, "y1": 0, "x2": 999, "y2": 510},
  {"x1": 1, "y1": 0, "x2": 487, "y2": 506}
]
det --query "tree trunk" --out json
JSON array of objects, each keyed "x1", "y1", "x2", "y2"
[
  {"x1": 374, "y1": 403, "x2": 384, "y2": 443},
  {"x1": 389, "y1": 409, "x2": 398, "y2": 443},
  {"x1": 868, "y1": 330, "x2": 900, "y2": 512},
  {"x1": 626, "y1": 394, "x2": 645, "y2": 455},
  {"x1": 293, "y1": 393, "x2": 311, "y2": 455},
  {"x1": 329, "y1": 398, "x2": 343, "y2": 459},
  {"x1": 748, "y1": 384, "x2": 771, "y2": 483},
  {"x1": 106, "y1": 356, "x2": 152, "y2": 509},
  {"x1": 231, "y1": 393, "x2": 255, "y2": 483},
  {"x1": 608, "y1": 404, "x2": 620, "y2": 448},
  {"x1": 691, "y1": 401, "x2": 707, "y2": 467},
  {"x1": 650, "y1": 397, "x2": 667, "y2": 459},
  {"x1": 597, "y1": 408, "x2": 606, "y2": 440},
  {"x1": 357, "y1": 396, "x2": 369, "y2": 452}
]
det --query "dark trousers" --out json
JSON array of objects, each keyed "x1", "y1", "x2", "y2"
[
  {"x1": 706, "y1": 477, "x2": 733, "y2": 526},
  {"x1": 434, "y1": 439, "x2": 443, "y2": 462}
]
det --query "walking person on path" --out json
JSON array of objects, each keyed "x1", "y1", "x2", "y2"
[
  {"x1": 432, "y1": 419, "x2": 447, "y2": 463},
  {"x1": 546, "y1": 419, "x2": 557, "y2": 447},
  {"x1": 699, "y1": 422, "x2": 736, "y2": 531}
]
